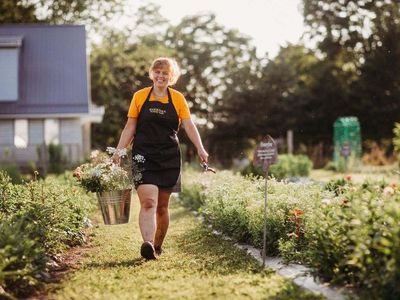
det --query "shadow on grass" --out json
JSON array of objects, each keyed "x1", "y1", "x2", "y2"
[
  {"x1": 269, "y1": 283, "x2": 326, "y2": 300},
  {"x1": 174, "y1": 222, "x2": 269, "y2": 276},
  {"x1": 85, "y1": 257, "x2": 145, "y2": 269}
]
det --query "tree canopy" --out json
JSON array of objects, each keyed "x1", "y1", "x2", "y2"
[{"x1": 3, "y1": 0, "x2": 400, "y2": 164}]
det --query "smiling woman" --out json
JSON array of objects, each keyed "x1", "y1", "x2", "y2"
[{"x1": 112, "y1": 57, "x2": 209, "y2": 260}]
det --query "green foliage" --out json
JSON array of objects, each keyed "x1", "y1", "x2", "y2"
[
  {"x1": 0, "y1": 0, "x2": 124, "y2": 26},
  {"x1": 48, "y1": 144, "x2": 67, "y2": 174},
  {"x1": 241, "y1": 154, "x2": 313, "y2": 180},
  {"x1": 0, "y1": 163, "x2": 22, "y2": 184},
  {"x1": 180, "y1": 169, "x2": 400, "y2": 298},
  {"x1": 0, "y1": 171, "x2": 96, "y2": 297},
  {"x1": 394, "y1": 122, "x2": 400, "y2": 161},
  {"x1": 308, "y1": 181, "x2": 400, "y2": 299},
  {"x1": 0, "y1": 218, "x2": 46, "y2": 297},
  {"x1": 180, "y1": 170, "x2": 326, "y2": 257},
  {"x1": 303, "y1": 0, "x2": 400, "y2": 141}
]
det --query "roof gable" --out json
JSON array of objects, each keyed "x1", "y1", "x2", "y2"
[{"x1": 0, "y1": 25, "x2": 89, "y2": 115}]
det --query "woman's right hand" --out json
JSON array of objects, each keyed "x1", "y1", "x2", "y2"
[
  {"x1": 111, "y1": 153, "x2": 121, "y2": 165},
  {"x1": 197, "y1": 147, "x2": 209, "y2": 164}
]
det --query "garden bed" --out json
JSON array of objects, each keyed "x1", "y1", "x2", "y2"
[
  {"x1": 179, "y1": 169, "x2": 400, "y2": 299},
  {"x1": 0, "y1": 171, "x2": 97, "y2": 299}
]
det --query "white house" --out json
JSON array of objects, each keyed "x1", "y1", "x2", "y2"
[{"x1": 0, "y1": 24, "x2": 104, "y2": 164}]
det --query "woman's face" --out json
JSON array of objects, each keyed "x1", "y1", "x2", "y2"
[{"x1": 151, "y1": 67, "x2": 170, "y2": 89}]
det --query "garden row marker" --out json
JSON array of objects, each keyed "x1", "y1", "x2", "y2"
[{"x1": 253, "y1": 135, "x2": 278, "y2": 266}]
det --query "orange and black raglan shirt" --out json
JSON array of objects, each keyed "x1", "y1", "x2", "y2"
[{"x1": 127, "y1": 87, "x2": 191, "y2": 121}]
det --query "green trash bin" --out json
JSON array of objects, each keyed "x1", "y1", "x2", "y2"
[{"x1": 333, "y1": 117, "x2": 362, "y2": 171}]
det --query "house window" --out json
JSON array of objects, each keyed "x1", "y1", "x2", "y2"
[
  {"x1": 0, "y1": 120, "x2": 14, "y2": 145},
  {"x1": 0, "y1": 36, "x2": 23, "y2": 101},
  {"x1": 44, "y1": 119, "x2": 60, "y2": 145},
  {"x1": 14, "y1": 119, "x2": 28, "y2": 148},
  {"x1": 29, "y1": 119, "x2": 44, "y2": 145}
]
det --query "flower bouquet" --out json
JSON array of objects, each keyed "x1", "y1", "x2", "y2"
[{"x1": 73, "y1": 147, "x2": 132, "y2": 225}]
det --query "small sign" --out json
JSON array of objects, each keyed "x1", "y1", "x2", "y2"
[
  {"x1": 340, "y1": 144, "x2": 351, "y2": 157},
  {"x1": 253, "y1": 135, "x2": 278, "y2": 171}
]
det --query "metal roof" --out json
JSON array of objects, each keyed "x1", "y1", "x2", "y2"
[{"x1": 0, "y1": 24, "x2": 89, "y2": 115}]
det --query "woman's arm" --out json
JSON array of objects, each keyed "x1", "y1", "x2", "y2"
[
  {"x1": 112, "y1": 118, "x2": 137, "y2": 163},
  {"x1": 181, "y1": 118, "x2": 209, "y2": 163}
]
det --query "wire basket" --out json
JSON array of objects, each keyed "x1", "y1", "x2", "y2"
[{"x1": 96, "y1": 189, "x2": 132, "y2": 225}]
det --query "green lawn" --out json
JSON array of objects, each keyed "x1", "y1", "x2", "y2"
[
  {"x1": 310, "y1": 164, "x2": 399, "y2": 183},
  {"x1": 46, "y1": 195, "x2": 325, "y2": 300}
]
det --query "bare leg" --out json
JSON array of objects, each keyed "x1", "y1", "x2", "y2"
[
  {"x1": 154, "y1": 189, "x2": 171, "y2": 249},
  {"x1": 137, "y1": 184, "x2": 158, "y2": 242}
]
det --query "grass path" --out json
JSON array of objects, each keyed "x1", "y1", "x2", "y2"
[{"x1": 47, "y1": 195, "x2": 325, "y2": 300}]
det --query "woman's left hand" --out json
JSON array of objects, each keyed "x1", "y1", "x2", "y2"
[{"x1": 197, "y1": 147, "x2": 209, "y2": 163}]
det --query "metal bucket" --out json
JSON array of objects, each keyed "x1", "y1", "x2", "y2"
[{"x1": 96, "y1": 189, "x2": 132, "y2": 225}]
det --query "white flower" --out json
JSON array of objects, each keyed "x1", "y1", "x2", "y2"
[
  {"x1": 133, "y1": 154, "x2": 146, "y2": 163},
  {"x1": 90, "y1": 150, "x2": 100, "y2": 159},
  {"x1": 90, "y1": 169, "x2": 102, "y2": 177},
  {"x1": 321, "y1": 198, "x2": 331, "y2": 205},
  {"x1": 106, "y1": 147, "x2": 127, "y2": 157}
]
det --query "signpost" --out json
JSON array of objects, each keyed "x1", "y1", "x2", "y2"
[{"x1": 253, "y1": 135, "x2": 278, "y2": 266}]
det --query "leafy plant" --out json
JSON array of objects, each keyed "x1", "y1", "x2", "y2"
[
  {"x1": 0, "y1": 170, "x2": 96, "y2": 298},
  {"x1": 180, "y1": 169, "x2": 400, "y2": 299},
  {"x1": 241, "y1": 154, "x2": 313, "y2": 180}
]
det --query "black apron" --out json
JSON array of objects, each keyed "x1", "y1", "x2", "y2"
[{"x1": 131, "y1": 87, "x2": 181, "y2": 191}]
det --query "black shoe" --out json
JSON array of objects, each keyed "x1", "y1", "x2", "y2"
[
  {"x1": 141, "y1": 241, "x2": 156, "y2": 260},
  {"x1": 154, "y1": 245, "x2": 163, "y2": 256}
]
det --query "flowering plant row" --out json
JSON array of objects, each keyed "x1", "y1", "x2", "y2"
[
  {"x1": 178, "y1": 169, "x2": 400, "y2": 299},
  {"x1": 73, "y1": 148, "x2": 132, "y2": 193}
]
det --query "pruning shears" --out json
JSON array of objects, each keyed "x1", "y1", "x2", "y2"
[{"x1": 200, "y1": 162, "x2": 216, "y2": 173}]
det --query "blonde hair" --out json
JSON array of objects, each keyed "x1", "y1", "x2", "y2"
[{"x1": 149, "y1": 57, "x2": 181, "y2": 85}]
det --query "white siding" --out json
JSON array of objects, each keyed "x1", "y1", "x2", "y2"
[
  {"x1": 60, "y1": 119, "x2": 81, "y2": 144},
  {"x1": 0, "y1": 120, "x2": 13, "y2": 145},
  {"x1": 0, "y1": 48, "x2": 19, "y2": 101},
  {"x1": 29, "y1": 119, "x2": 44, "y2": 145},
  {"x1": 60, "y1": 119, "x2": 82, "y2": 162}
]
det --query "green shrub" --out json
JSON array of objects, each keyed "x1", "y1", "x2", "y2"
[
  {"x1": 241, "y1": 154, "x2": 313, "y2": 180},
  {"x1": 0, "y1": 171, "x2": 96, "y2": 297},
  {"x1": 0, "y1": 163, "x2": 22, "y2": 184},
  {"x1": 48, "y1": 144, "x2": 67, "y2": 174},
  {"x1": 307, "y1": 182, "x2": 400, "y2": 299},
  {"x1": 0, "y1": 218, "x2": 46, "y2": 298},
  {"x1": 180, "y1": 169, "x2": 400, "y2": 299},
  {"x1": 394, "y1": 122, "x2": 400, "y2": 165}
]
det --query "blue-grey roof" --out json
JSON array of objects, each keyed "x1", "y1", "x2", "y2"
[{"x1": 0, "y1": 24, "x2": 89, "y2": 115}]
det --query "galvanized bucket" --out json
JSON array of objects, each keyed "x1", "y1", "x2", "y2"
[{"x1": 96, "y1": 189, "x2": 132, "y2": 225}]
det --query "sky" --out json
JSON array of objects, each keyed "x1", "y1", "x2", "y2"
[{"x1": 136, "y1": 0, "x2": 305, "y2": 58}]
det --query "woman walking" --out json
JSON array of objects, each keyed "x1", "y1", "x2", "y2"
[{"x1": 113, "y1": 57, "x2": 208, "y2": 259}]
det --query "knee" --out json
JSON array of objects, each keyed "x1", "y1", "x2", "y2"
[
  {"x1": 157, "y1": 205, "x2": 169, "y2": 215},
  {"x1": 141, "y1": 198, "x2": 157, "y2": 210}
]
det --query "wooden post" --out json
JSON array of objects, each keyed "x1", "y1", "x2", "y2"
[{"x1": 287, "y1": 129, "x2": 293, "y2": 154}]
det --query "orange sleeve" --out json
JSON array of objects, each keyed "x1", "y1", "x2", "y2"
[
  {"x1": 127, "y1": 88, "x2": 150, "y2": 118},
  {"x1": 173, "y1": 90, "x2": 191, "y2": 120},
  {"x1": 127, "y1": 92, "x2": 139, "y2": 118}
]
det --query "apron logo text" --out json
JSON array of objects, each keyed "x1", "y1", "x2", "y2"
[{"x1": 149, "y1": 108, "x2": 167, "y2": 115}]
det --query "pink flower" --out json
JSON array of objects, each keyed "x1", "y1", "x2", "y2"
[
  {"x1": 73, "y1": 167, "x2": 81, "y2": 180},
  {"x1": 383, "y1": 186, "x2": 395, "y2": 196},
  {"x1": 344, "y1": 175, "x2": 352, "y2": 181}
]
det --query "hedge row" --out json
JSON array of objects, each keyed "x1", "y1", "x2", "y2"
[
  {"x1": 179, "y1": 170, "x2": 400, "y2": 299},
  {"x1": 0, "y1": 171, "x2": 96, "y2": 299}
]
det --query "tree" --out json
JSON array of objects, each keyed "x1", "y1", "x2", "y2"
[
  {"x1": 303, "y1": 0, "x2": 400, "y2": 141},
  {"x1": 165, "y1": 13, "x2": 259, "y2": 120},
  {"x1": 210, "y1": 44, "x2": 320, "y2": 164},
  {"x1": 0, "y1": 0, "x2": 124, "y2": 26}
]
